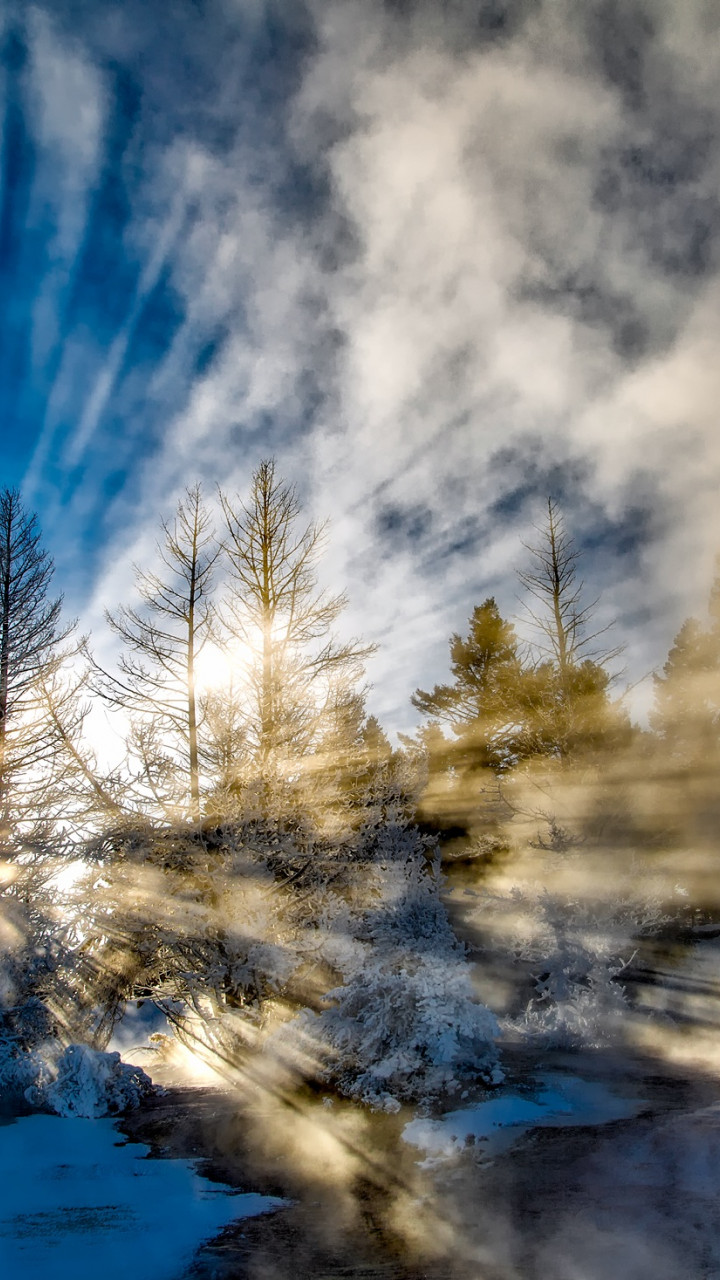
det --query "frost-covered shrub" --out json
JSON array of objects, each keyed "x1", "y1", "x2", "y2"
[
  {"x1": 0, "y1": 1037, "x2": 49, "y2": 1108},
  {"x1": 40, "y1": 1044, "x2": 155, "y2": 1117},
  {"x1": 497, "y1": 881, "x2": 665, "y2": 1048},
  {"x1": 75, "y1": 809, "x2": 503, "y2": 1106},
  {"x1": 268, "y1": 823, "x2": 502, "y2": 1109},
  {"x1": 519, "y1": 932, "x2": 633, "y2": 1047},
  {"x1": 0, "y1": 1037, "x2": 155, "y2": 1118},
  {"x1": 0, "y1": 897, "x2": 65, "y2": 1111},
  {"x1": 314, "y1": 950, "x2": 501, "y2": 1110},
  {"x1": 75, "y1": 818, "x2": 311, "y2": 1044},
  {"x1": 1, "y1": 950, "x2": 155, "y2": 1117},
  {"x1": 0, "y1": 997, "x2": 56, "y2": 1110},
  {"x1": 1, "y1": 994, "x2": 56, "y2": 1047}
]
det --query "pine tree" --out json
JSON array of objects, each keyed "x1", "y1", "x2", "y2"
[
  {"x1": 198, "y1": 680, "x2": 248, "y2": 818},
  {"x1": 309, "y1": 696, "x2": 408, "y2": 837},
  {"x1": 0, "y1": 489, "x2": 75, "y2": 847},
  {"x1": 651, "y1": 559, "x2": 720, "y2": 758},
  {"x1": 412, "y1": 598, "x2": 525, "y2": 774}
]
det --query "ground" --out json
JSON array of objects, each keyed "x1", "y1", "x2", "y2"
[
  {"x1": 3, "y1": 875, "x2": 720, "y2": 1277},
  {"x1": 107, "y1": 1040, "x2": 720, "y2": 1280}
]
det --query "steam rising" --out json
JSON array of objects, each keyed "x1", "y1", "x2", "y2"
[{"x1": 3, "y1": 5, "x2": 720, "y2": 1276}]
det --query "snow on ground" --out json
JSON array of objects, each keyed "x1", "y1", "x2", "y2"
[
  {"x1": 403, "y1": 1073, "x2": 646, "y2": 1161},
  {"x1": 0, "y1": 1114, "x2": 286, "y2": 1280}
]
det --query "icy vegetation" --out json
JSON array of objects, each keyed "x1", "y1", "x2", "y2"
[
  {"x1": 0, "y1": 883, "x2": 155, "y2": 1118},
  {"x1": 68, "y1": 809, "x2": 502, "y2": 1111},
  {"x1": 0, "y1": 1030, "x2": 155, "y2": 1118},
  {"x1": 506, "y1": 885, "x2": 653, "y2": 1048},
  {"x1": 268, "y1": 822, "x2": 502, "y2": 1109},
  {"x1": 451, "y1": 851, "x2": 670, "y2": 1051}
]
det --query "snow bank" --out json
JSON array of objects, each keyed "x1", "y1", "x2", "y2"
[
  {"x1": 40, "y1": 1044, "x2": 156, "y2": 1117},
  {"x1": 0, "y1": 1114, "x2": 286, "y2": 1280}
]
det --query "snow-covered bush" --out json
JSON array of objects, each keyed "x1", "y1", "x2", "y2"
[
  {"x1": 0, "y1": 1037, "x2": 48, "y2": 1107},
  {"x1": 489, "y1": 877, "x2": 666, "y2": 1048},
  {"x1": 268, "y1": 822, "x2": 502, "y2": 1109},
  {"x1": 1, "y1": 876, "x2": 156, "y2": 1118},
  {"x1": 314, "y1": 948, "x2": 502, "y2": 1110},
  {"x1": 517, "y1": 911, "x2": 634, "y2": 1047},
  {"x1": 73, "y1": 818, "x2": 311, "y2": 1047},
  {"x1": 0, "y1": 1034, "x2": 155, "y2": 1118},
  {"x1": 71, "y1": 798, "x2": 504, "y2": 1110},
  {"x1": 40, "y1": 1044, "x2": 155, "y2": 1117}
]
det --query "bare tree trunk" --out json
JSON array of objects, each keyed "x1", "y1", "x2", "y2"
[
  {"x1": 260, "y1": 470, "x2": 274, "y2": 767},
  {"x1": 187, "y1": 574, "x2": 200, "y2": 821},
  {"x1": 546, "y1": 500, "x2": 569, "y2": 681}
]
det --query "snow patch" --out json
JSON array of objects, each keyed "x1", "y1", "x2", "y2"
[
  {"x1": 0, "y1": 1114, "x2": 286, "y2": 1280},
  {"x1": 403, "y1": 1073, "x2": 646, "y2": 1160}
]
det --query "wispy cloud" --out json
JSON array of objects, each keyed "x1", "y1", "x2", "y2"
[
  {"x1": 20, "y1": 6, "x2": 106, "y2": 498},
  {"x1": 61, "y1": 191, "x2": 187, "y2": 470},
  {"x1": 10, "y1": 0, "x2": 720, "y2": 731}
]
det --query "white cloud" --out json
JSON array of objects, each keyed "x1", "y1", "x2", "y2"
[{"x1": 42, "y1": 0, "x2": 720, "y2": 732}]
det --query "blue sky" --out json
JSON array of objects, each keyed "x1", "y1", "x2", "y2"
[{"x1": 3, "y1": 0, "x2": 720, "y2": 732}]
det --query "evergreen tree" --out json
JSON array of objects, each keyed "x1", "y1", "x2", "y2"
[
  {"x1": 651, "y1": 559, "x2": 720, "y2": 757},
  {"x1": 310, "y1": 697, "x2": 411, "y2": 837},
  {"x1": 0, "y1": 489, "x2": 75, "y2": 847},
  {"x1": 198, "y1": 679, "x2": 248, "y2": 818},
  {"x1": 412, "y1": 598, "x2": 526, "y2": 774}
]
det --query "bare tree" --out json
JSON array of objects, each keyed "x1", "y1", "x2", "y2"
[
  {"x1": 517, "y1": 498, "x2": 624, "y2": 758},
  {"x1": 518, "y1": 498, "x2": 619, "y2": 677},
  {"x1": 34, "y1": 664, "x2": 126, "y2": 834},
  {"x1": 89, "y1": 486, "x2": 219, "y2": 820},
  {"x1": 218, "y1": 459, "x2": 374, "y2": 780}
]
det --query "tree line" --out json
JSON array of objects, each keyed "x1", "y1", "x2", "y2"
[
  {"x1": 1, "y1": 467, "x2": 718, "y2": 855},
  {"x1": 2, "y1": 462, "x2": 719, "y2": 1109}
]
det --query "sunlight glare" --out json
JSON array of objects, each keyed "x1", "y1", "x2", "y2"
[{"x1": 194, "y1": 640, "x2": 253, "y2": 691}]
